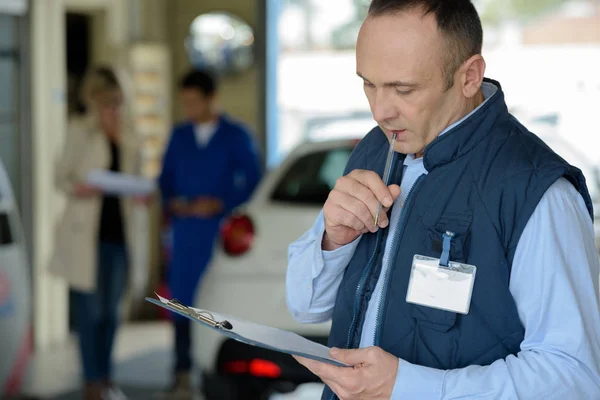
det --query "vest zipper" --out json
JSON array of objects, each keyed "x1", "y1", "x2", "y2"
[
  {"x1": 343, "y1": 222, "x2": 384, "y2": 351},
  {"x1": 325, "y1": 229, "x2": 381, "y2": 400},
  {"x1": 342, "y1": 151, "x2": 400, "y2": 353},
  {"x1": 373, "y1": 173, "x2": 426, "y2": 346},
  {"x1": 329, "y1": 154, "x2": 399, "y2": 400}
]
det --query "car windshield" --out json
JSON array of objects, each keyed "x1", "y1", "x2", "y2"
[{"x1": 271, "y1": 146, "x2": 354, "y2": 205}]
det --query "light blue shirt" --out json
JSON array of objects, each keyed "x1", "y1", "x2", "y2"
[{"x1": 286, "y1": 83, "x2": 600, "y2": 398}]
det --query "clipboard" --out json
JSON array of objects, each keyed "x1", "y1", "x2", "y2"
[{"x1": 145, "y1": 294, "x2": 349, "y2": 367}]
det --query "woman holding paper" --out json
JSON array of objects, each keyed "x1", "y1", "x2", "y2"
[{"x1": 49, "y1": 66, "x2": 143, "y2": 400}]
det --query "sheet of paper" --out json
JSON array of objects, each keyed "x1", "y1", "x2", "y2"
[
  {"x1": 85, "y1": 169, "x2": 155, "y2": 196},
  {"x1": 156, "y1": 295, "x2": 347, "y2": 366}
]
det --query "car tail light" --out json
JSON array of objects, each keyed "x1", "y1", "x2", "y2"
[
  {"x1": 249, "y1": 359, "x2": 281, "y2": 378},
  {"x1": 223, "y1": 359, "x2": 281, "y2": 379},
  {"x1": 220, "y1": 214, "x2": 255, "y2": 256}
]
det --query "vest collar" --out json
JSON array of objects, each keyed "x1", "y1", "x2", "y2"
[{"x1": 423, "y1": 78, "x2": 509, "y2": 171}]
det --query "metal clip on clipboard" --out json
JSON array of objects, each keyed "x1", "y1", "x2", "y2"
[{"x1": 160, "y1": 295, "x2": 233, "y2": 330}]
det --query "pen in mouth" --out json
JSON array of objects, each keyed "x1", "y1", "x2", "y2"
[{"x1": 374, "y1": 132, "x2": 398, "y2": 227}]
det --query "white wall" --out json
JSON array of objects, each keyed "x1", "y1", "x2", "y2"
[{"x1": 31, "y1": 0, "x2": 69, "y2": 351}]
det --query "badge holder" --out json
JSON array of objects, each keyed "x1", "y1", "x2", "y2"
[{"x1": 406, "y1": 231, "x2": 477, "y2": 315}]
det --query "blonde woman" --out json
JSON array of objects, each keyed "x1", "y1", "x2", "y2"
[{"x1": 50, "y1": 66, "x2": 143, "y2": 400}]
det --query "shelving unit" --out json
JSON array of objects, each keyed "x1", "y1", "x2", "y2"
[{"x1": 128, "y1": 43, "x2": 171, "y2": 179}]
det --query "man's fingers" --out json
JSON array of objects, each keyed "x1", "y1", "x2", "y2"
[
  {"x1": 380, "y1": 184, "x2": 402, "y2": 216},
  {"x1": 350, "y1": 170, "x2": 394, "y2": 207},
  {"x1": 337, "y1": 175, "x2": 380, "y2": 211},
  {"x1": 295, "y1": 354, "x2": 369, "y2": 399},
  {"x1": 330, "y1": 347, "x2": 372, "y2": 367},
  {"x1": 324, "y1": 171, "x2": 401, "y2": 242},
  {"x1": 293, "y1": 355, "x2": 314, "y2": 369},
  {"x1": 330, "y1": 191, "x2": 381, "y2": 232},
  {"x1": 323, "y1": 367, "x2": 365, "y2": 399},
  {"x1": 293, "y1": 355, "x2": 345, "y2": 381},
  {"x1": 293, "y1": 355, "x2": 328, "y2": 376},
  {"x1": 326, "y1": 203, "x2": 366, "y2": 233},
  {"x1": 331, "y1": 180, "x2": 390, "y2": 229},
  {"x1": 323, "y1": 379, "x2": 348, "y2": 400}
]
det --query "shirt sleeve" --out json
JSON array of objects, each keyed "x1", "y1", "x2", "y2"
[
  {"x1": 286, "y1": 210, "x2": 362, "y2": 323},
  {"x1": 391, "y1": 178, "x2": 600, "y2": 399}
]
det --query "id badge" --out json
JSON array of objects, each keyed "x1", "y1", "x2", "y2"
[{"x1": 406, "y1": 254, "x2": 477, "y2": 315}]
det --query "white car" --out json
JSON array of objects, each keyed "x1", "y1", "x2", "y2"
[
  {"x1": 0, "y1": 157, "x2": 31, "y2": 397},
  {"x1": 193, "y1": 138, "x2": 357, "y2": 399}
]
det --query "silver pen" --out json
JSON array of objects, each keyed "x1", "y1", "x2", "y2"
[{"x1": 374, "y1": 132, "x2": 397, "y2": 227}]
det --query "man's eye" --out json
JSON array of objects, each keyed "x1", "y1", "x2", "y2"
[
  {"x1": 396, "y1": 89, "x2": 414, "y2": 96},
  {"x1": 363, "y1": 82, "x2": 375, "y2": 89}
]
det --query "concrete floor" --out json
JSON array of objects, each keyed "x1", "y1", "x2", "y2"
[
  {"x1": 21, "y1": 321, "x2": 197, "y2": 400},
  {"x1": 19, "y1": 321, "x2": 322, "y2": 400}
]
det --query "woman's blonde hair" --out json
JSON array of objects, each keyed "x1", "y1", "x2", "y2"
[{"x1": 80, "y1": 66, "x2": 122, "y2": 108}]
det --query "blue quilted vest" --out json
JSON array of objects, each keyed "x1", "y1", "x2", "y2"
[{"x1": 321, "y1": 79, "x2": 593, "y2": 399}]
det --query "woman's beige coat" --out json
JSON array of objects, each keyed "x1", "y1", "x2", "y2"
[{"x1": 49, "y1": 115, "x2": 140, "y2": 292}]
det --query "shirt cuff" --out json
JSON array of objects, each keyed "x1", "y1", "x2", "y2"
[
  {"x1": 391, "y1": 359, "x2": 445, "y2": 400},
  {"x1": 311, "y1": 218, "x2": 362, "y2": 278},
  {"x1": 322, "y1": 234, "x2": 362, "y2": 262}
]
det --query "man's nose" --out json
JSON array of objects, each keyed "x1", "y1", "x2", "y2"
[{"x1": 371, "y1": 91, "x2": 398, "y2": 124}]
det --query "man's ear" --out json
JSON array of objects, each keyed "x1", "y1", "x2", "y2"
[{"x1": 459, "y1": 55, "x2": 486, "y2": 98}]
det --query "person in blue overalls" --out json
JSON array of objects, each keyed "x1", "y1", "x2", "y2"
[{"x1": 158, "y1": 69, "x2": 262, "y2": 397}]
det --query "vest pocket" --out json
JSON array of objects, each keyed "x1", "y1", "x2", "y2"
[
  {"x1": 410, "y1": 213, "x2": 472, "y2": 332},
  {"x1": 426, "y1": 213, "x2": 473, "y2": 263},
  {"x1": 410, "y1": 304, "x2": 457, "y2": 332}
]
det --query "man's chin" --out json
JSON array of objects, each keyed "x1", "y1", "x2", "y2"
[{"x1": 392, "y1": 141, "x2": 416, "y2": 155}]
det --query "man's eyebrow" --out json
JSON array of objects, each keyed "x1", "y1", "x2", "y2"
[{"x1": 356, "y1": 72, "x2": 419, "y2": 88}]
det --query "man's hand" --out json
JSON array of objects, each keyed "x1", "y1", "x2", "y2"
[
  {"x1": 73, "y1": 183, "x2": 101, "y2": 198},
  {"x1": 294, "y1": 347, "x2": 399, "y2": 400},
  {"x1": 323, "y1": 170, "x2": 401, "y2": 250}
]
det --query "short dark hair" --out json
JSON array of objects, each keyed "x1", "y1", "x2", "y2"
[
  {"x1": 368, "y1": 0, "x2": 483, "y2": 90},
  {"x1": 179, "y1": 69, "x2": 218, "y2": 96}
]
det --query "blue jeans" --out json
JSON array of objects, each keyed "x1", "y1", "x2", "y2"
[
  {"x1": 174, "y1": 318, "x2": 192, "y2": 373},
  {"x1": 72, "y1": 242, "x2": 128, "y2": 382}
]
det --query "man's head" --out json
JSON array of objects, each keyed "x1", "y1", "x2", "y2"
[
  {"x1": 179, "y1": 69, "x2": 218, "y2": 123},
  {"x1": 357, "y1": 0, "x2": 486, "y2": 157}
]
